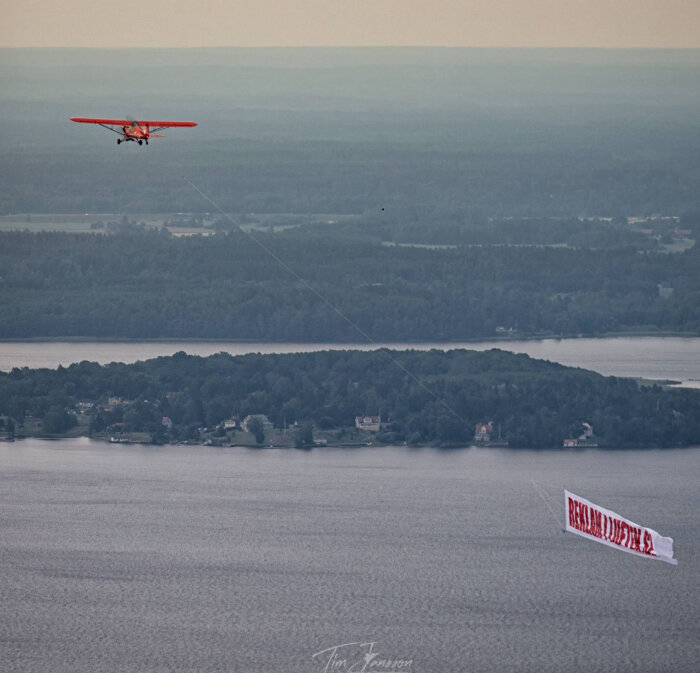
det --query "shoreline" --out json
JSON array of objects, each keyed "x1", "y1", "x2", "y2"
[
  {"x1": 1, "y1": 331, "x2": 699, "y2": 344},
  {"x1": 3, "y1": 434, "x2": 700, "y2": 452}
]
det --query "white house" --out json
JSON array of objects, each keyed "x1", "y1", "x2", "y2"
[
  {"x1": 355, "y1": 415, "x2": 381, "y2": 432},
  {"x1": 474, "y1": 422, "x2": 493, "y2": 442}
]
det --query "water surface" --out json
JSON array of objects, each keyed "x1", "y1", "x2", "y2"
[{"x1": 1, "y1": 440, "x2": 698, "y2": 672}]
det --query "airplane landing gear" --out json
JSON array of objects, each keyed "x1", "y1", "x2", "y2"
[
  {"x1": 138, "y1": 140, "x2": 143, "y2": 146},
  {"x1": 117, "y1": 139, "x2": 121, "y2": 144}
]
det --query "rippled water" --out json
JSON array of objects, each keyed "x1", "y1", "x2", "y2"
[{"x1": 1, "y1": 440, "x2": 698, "y2": 672}]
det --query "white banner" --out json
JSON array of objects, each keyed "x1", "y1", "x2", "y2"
[{"x1": 565, "y1": 490, "x2": 677, "y2": 565}]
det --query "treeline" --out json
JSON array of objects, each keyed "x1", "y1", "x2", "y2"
[
  {"x1": 1, "y1": 229, "x2": 699, "y2": 340},
  {"x1": 2, "y1": 349, "x2": 700, "y2": 448},
  {"x1": 3, "y1": 135, "x2": 700, "y2": 218},
  {"x1": 297, "y1": 214, "x2": 666, "y2": 249}
]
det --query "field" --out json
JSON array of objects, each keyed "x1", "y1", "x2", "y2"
[
  {"x1": 0, "y1": 213, "x2": 358, "y2": 235},
  {"x1": 0, "y1": 214, "x2": 164, "y2": 233}
]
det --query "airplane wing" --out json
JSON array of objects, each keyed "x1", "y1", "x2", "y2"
[
  {"x1": 70, "y1": 118, "x2": 197, "y2": 129},
  {"x1": 71, "y1": 118, "x2": 137, "y2": 126},
  {"x1": 136, "y1": 120, "x2": 198, "y2": 128}
]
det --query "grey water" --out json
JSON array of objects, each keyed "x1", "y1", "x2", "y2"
[
  {"x1": 1, "y1": 439, "x2": 698, "y2": 673},
  {"x1": 1, "y1": 336, "x2": 700, "y2": 387}
]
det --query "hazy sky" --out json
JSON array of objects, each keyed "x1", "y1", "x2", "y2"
[{"x1": 3, "y1": 0, "x2": 700, "y2": 48}]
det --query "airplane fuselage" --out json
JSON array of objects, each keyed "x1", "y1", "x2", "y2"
[{"x1": 118, "y1": 125, "x2": 149, "y2": 145}]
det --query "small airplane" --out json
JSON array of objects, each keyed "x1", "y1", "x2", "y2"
[{"x1": 70, "y1": 117, "x2": 197, "y2": 145}]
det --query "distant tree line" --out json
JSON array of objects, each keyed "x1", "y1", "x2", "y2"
[
  {"x1": 2, "y1": 130, "x2": 700, "y2": 217},
  {"x1": 1, "y1": 349, "x2": 700, "y2": 448},
  {"x1": 297, "y1": 214, "x2": 663, "y2": 250},
  {"x1": 0, "y1": 229, "x2": 699, "y2": 340}
]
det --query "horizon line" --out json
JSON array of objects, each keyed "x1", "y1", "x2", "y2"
[{"x1": 3, "y1": 45, "x2": 700, "y2": 51}]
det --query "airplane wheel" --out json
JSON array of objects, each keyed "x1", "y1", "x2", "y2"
[
  {"x1": 138, "y1": 140, "x2": 143, "y2": 146},
  {"x1": 117, "y1": 139, "x2": 121, "y2": 144}
]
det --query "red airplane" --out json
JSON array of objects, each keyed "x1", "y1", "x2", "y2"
[{"x1": 70, "y1": 117, "x2": 198, "y2": 145}]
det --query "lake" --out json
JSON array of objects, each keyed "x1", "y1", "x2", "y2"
[
  {"x1": 1, "y1": 440, "x2": 698, "y2": 673},
  {"x1": 1, "y1": 336, "x2": 700, "y2": 387}
]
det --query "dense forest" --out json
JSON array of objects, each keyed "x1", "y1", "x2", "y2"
[
  {"x1": 295, "y1": 213, "x2": 693, "y2": 249},
  {"x1": 1, "y1": 349, "x2": 699, "y2": 448},
  {"x1": 0, "y1": 228, "x2": 699, "y2": 340},
  {"x1": 3, "y1": 133, "x2": 700, "y2": 217}
]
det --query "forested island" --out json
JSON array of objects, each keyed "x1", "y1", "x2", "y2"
[
  {"x1": 0, "y1": 226, "x2": 698, "y2": 341},
  {"x1": 1, "y1": 349, "x2": 699, "y2": 449}
]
